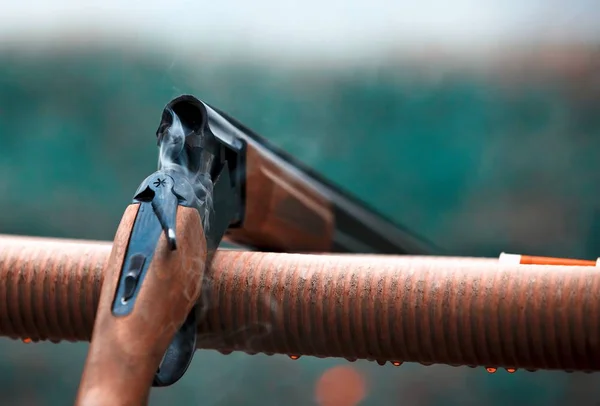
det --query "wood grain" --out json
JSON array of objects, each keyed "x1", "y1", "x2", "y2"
[{"x1": 225, "y1": 143, "x2": 334, "y2": 252}]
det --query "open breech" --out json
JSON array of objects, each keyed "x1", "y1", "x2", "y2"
[{"x1": 73, "y1": 95, "x2": 437, "y2": 405}]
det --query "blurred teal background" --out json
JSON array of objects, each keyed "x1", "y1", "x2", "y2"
[{"x1": 1, "y1": 1, "x2": 600, "y2": 405}]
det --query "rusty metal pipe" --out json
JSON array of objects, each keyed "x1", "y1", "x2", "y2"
[{"x1": 0, "y1": 234, "x2": 598, "y2": 372}]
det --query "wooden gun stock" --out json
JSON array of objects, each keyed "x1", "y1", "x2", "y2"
[
  {"x1": 75, "y1": 204, "x2": 206, "y2": 406},
  {"x1": 225, "y1": 143, "x2": 334, "y2": 252}
]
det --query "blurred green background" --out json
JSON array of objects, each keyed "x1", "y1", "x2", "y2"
[{"x1": 1, "y1": 1, "x2": 600, "y2": 405}]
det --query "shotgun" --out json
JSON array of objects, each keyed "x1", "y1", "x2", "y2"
[{"x1": 75, "y1": 95, "x2": 437, "y2": 405}]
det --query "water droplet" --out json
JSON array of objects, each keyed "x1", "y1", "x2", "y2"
[
  {"x1": 506, "y1": 368, "x2": 517, "y2": 373},
  {"x1": 486, "y1": 367, "x2": 497, "y2": 373},
  {"x1": 376, "y1": 360, "x2": 386, "y2": 366},
  {"x1": 392, "y1": 361, "x2": 402, "y2": 367},
  {"x1": 22, "y1": 337, "x2": 32, "y2": 344},
  {"x1": 289, "y1": 355, "x2": 301, "y2": 360}
]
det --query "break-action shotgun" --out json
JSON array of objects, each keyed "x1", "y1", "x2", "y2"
[{"x1": 75, "y1": 95, "x2": 437, "y2": 405}]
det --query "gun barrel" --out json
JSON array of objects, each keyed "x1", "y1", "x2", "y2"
[
  {"x1": 0, "y1": 234, "x2": 598, "y2": 372},
  {"x1": 166, "y1": 95, "x2": 437, "y2": 255}
]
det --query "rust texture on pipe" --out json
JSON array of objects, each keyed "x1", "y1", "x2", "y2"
[{"x1": 0, "y1": 234, "x2": 599, "y2": 372}]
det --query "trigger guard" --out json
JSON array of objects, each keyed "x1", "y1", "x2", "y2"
[{"x1": 152, "y1": 308, "x2": 198, "y2": 387}]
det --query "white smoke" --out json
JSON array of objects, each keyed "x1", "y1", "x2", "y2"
[{"x1": 158, "y1": 108, "x2": 213, "y2": 231}]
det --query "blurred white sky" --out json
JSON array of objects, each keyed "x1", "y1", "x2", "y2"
[{"x1": 1, "y1": 0, "x2": 599, "y2": 57}]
